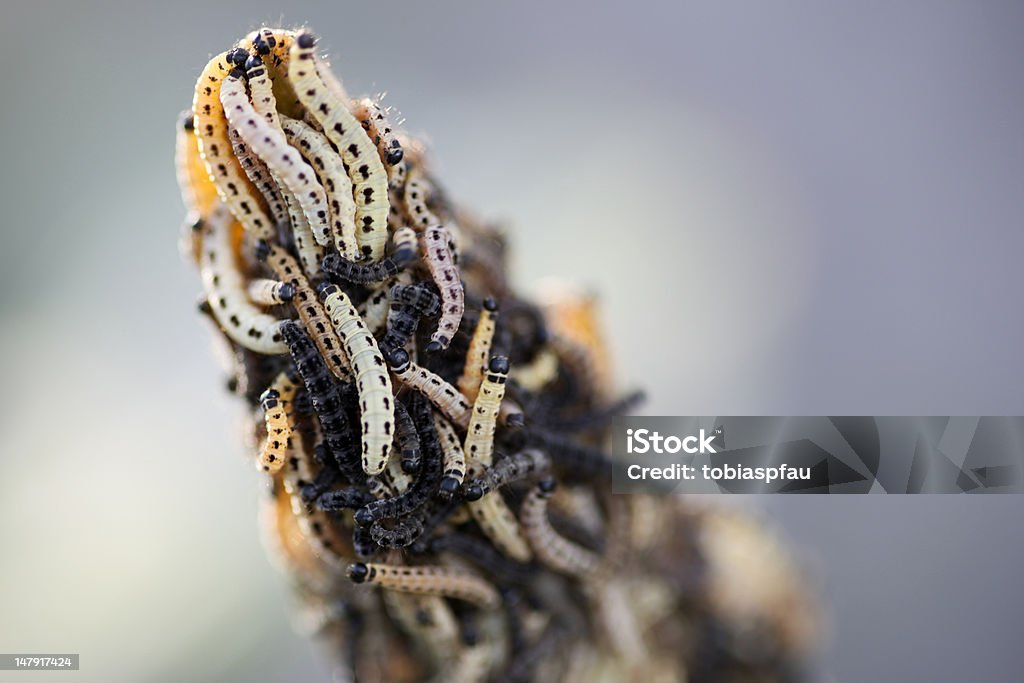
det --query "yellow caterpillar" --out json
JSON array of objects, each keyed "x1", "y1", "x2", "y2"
[
  {"x1": 457, "y1": 298, "x2": 499, "y2": 401},
  {"x1": 192, "y1": 50, "x2": 274, "y2": 240}
]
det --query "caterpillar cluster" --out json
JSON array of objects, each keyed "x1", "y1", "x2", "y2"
[{"x1": 178, "y1": 25, "x2": 815, "y2": 683}]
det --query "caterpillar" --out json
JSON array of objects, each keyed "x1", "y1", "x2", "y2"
[
  {"x1": 351, "y1": 397, "x2": 442, "y2": 528},
  {"x1": 357, "y1": 287, "x2": 392, "y2": 335},
  {"x1": 461, "y1": 449, "x2": 551, "y2": 502},
  {"x1": 433, "y1": 412, "x2": 467, "y2": 497},
  {"x1": 457, "y1": 297, "x2": 498, "y2": 401},
  {"x1": 319, "y1": 283, "x2": 394, "y2": 475},
  {"x1": 221, "y1": 68, "x2": 328, "y2": 271},
  {"x1": 387, "y1": 348, "x2": 471, "y2": 428},
  {"x1": 463, "y1": 355, "x2": 509, "y2": 469},
  {"x1": 317, "y1": 486, "x2": 375, "y2": 512},
  {"x1": 390, "y1": 282, "x2": 440, "y2": 316},
  {"x1": 258, "y1": 371, "x2": 300, "y2": 472},
  {"x1": 510, "y1": 346, "x2": 559, "y2": 392},
  {"x1": 256, "y1": 241, "x2": 350, "y2": 380},
  {"x1": 198, "y1": 204, "x2": 287, "y2": 354},
  {"x1": 351, "y1": 97, "x2": 406, "y2": 187},
  {"x1": 280, "y1": 431, "x2": 355, "y2": 566},
  {"x1": 420, "y1": 224, "x2": 464, "y2": 352},
  {"x1": 521, "y1": 479, "x2": 600, "y2": 578},
  {"x1": 289, "y1": 33, "x2": 390, "y2": 261},
  {"x1": 192, "y1": 50, "x2": 275, "y2": 240},
  {"x1": 281, "y1": 115, "x2": 360, "y2": 259},
  {"x1": 247, "y1": 278, "x2": 295, "y2": 306},
  {"x1": 225, "y1": 118, "x2": 291, "y2": 232},
  {"x1": 393, "y1": 400, "x2": 421, "y2": 474},
  {"x1": 403, "y1": 171, "x2": 439, "y2": 231},
  {"x1": 347, "y1": 562, "x2": 500, "y2": 609},
  {"x1": 321, "y1": 242, "x2": 413, "y2": 286},
  {"x1": 175, "y1": 112, "x2": 220, "y2": 247},
  {"x1": 279, "y1": 320, "x2": 362, "y2": 483},
  {"x1": 378, "y1": 282, "x2": 439, "y2": 355},
  {"x1": 466, "y1": 481, "x2": 533, "y2": 563}
]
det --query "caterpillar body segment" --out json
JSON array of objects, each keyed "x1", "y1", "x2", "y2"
[
  {"x1": 420, "y1": 224, "x2": 464, "y2": 352},
  {"x1": 393, "y1": 400, "x2": 421, "y2": 474},
  {"x1": 433, "y1": 413, "x2": 467, "y2": 497},
  {"x1": 175, "y1": 113, "x2": 219, "y2": 225},
  {"x1": 511, "y1": 347, "x2": 559, "y2": 392},
  {"x1": 390, "y1": 282, "x2": 440, "y2": 318},
  {"x1": 258, "y1": 371, "x2": 301, "y2": 473},
  {"x1": 192, "y1": 51, "x2": 275, "y2": 240},
  {"x1": 458, "y1": 297, "x2": 498, "y2": 401},
  {"x1": 281, "y1": 115, "x2": 359, "y2": 257},
  {"x1": 357, "y1": 280, "x2": 397, "y2": 335},
  {"x1": 226, "y1": 122, "x2": 291, "y2": 231},
  {"x1": 258, "y1": 241, "x2": 350, "y2": 380},
  {"x1": 347, "y1": 562, "x2": 500, "y2": 609},
  {"x1": 387, "y1": 348, "x2": 471, "y2": 428},
  {"x1": 280, "y1": 441, "x2": 355, "y2": 571},
  {"x1": 220, "y1": 69, "x2": 330, "y2": 256},
  {"x1": 402, "y1": 171, "x2": 438, "y2": 230},
  {"x1": 288, "y1": 33, "x2": 390, "y2": 261},
  {"x1": 279, "y1": 320, "x2": 363, "y2": 483},
  {"x1": 247, "y1": 278, "x2": 295, "y2": 306},
  {"x1": 463, "y1": 355, "x2": 509, "y2": 469},
  {"x1": 380, "y1": 302, "x2": 421, "y2": 357},
  {"x1": 521, "y1": 480, "x2": 600, "y2": 578},
  {"x1": 462, "y1": 449, "x2": 551, "y2": 502},
  {"x1": 258, "y1": 389, "x2": 290, "y2": 473},
  {"x1": 176, "y1": 113, "x2": 218, "y2": 264},
  {"x1": 243, "y1": 53, "x2": 284, "y2": 131},
  {"x1": 467, "y1": 492, "x2": 532, "y2": 564},
  {"x1": 320, "y1": 252, "x2": 408, "y2": 285},
  {"x1": 352, "y1": 97, "x2": 406, "y2": 187},
  {"x1": 198, "y1": 204, "x2": 287, "y2": 354},
  {"x1": 320, "y1": 283, "x2": 394, "y2": 475}
]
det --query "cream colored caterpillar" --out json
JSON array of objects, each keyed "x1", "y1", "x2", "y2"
[
  {"x1": 467, "y1": 492, "x2": 532, "y2": 563},
  {"x1": 463, "y1": 356, "x2": 508, "y2": 469},
  {"x1": 281, "y1": 116, "x2": 360, "y2": 259},
  {"x1": 247, "y1": 278, "x2": 295, "y2": 306},
  {"x1": 421, "y1": 224, "x2": 464, "y2": 352},
  {"x1": 348, "y1": 562, "x2": 499, "y2": 609},
  {"x1": 220, "y1": 69, "x2": 328, "y2": 272},
  {"x1": 352, "y1": 97, "x2": 406, "y2": 188},
  {"x1": 192, "y1": 50, "x2": 274, "y2": 240},
  {"x1": 387, "y1": 348, "x2": 471, "y2": 428},
  {"x1": 320, "y1": 283, "x2": 394, "y2": 475},
  {"x1": 433, "y1": 413, "x2": 467, "y2": 496},
  {"x1": 198, "y1": 203, "x2": 287, "y2": 354},
  {"x1": 457, "y1": 298, "x2": 498, "y2": 401},
  {"x1": 289, "y1": 33, "x2": 390, "y2": 261},
  {"x1": 521, "y1": 480, "x2": 600, "y2": 578}
]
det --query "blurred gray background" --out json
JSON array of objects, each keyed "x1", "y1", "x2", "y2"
[{"x1": 1, "y1": 1, "x2": 1022, "y2": 681}]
